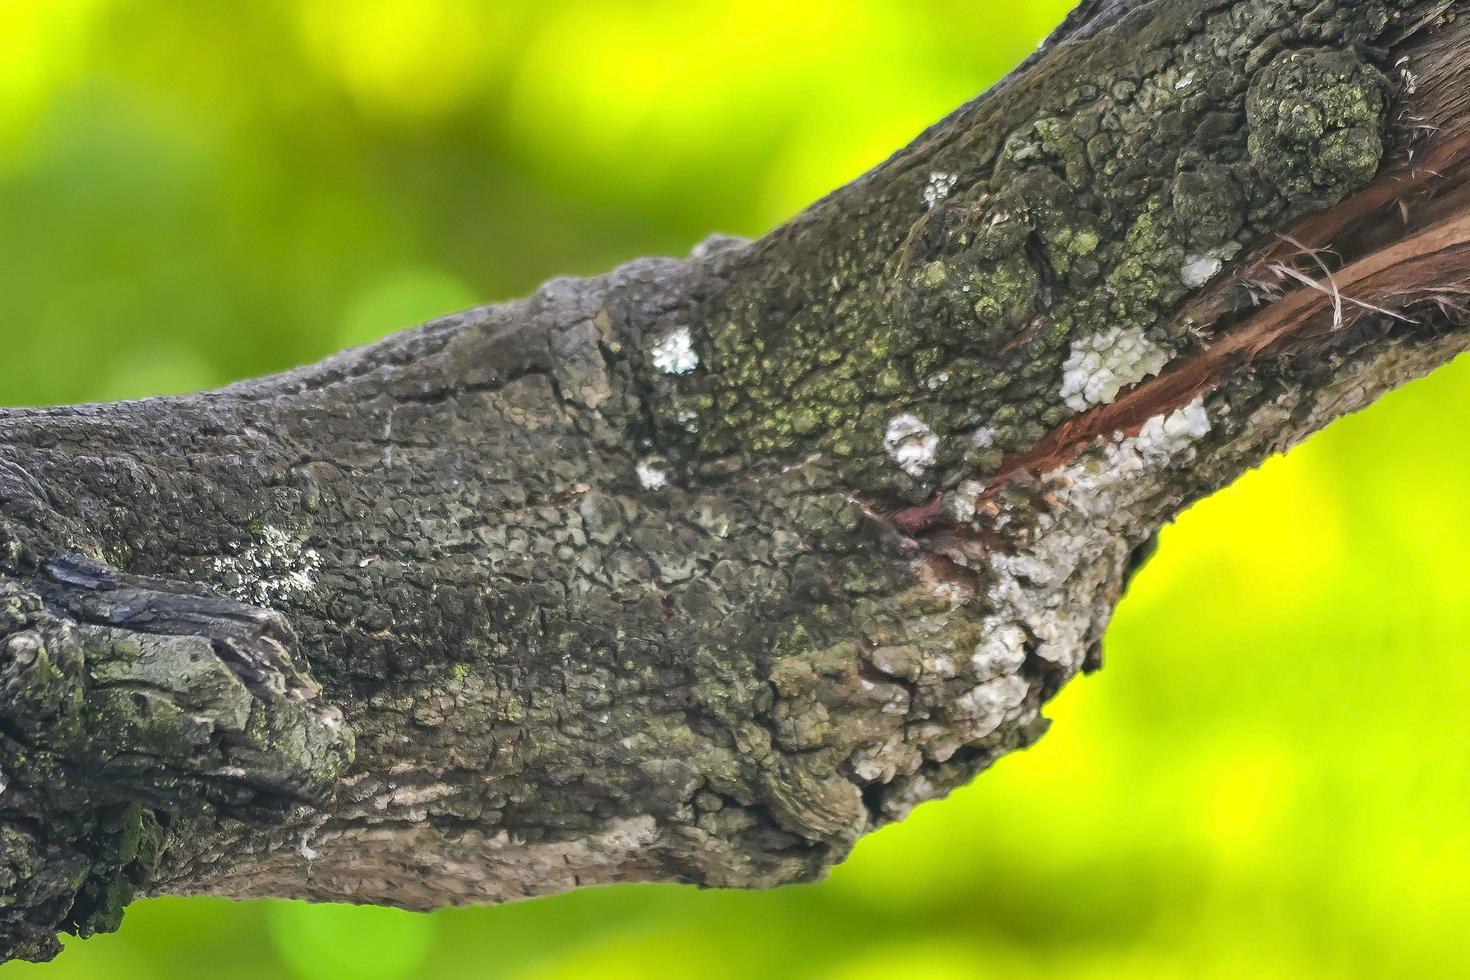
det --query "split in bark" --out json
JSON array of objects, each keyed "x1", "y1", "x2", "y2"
[{"x1": 3, "y1": 0, "x2": 1469, "y2": 963}]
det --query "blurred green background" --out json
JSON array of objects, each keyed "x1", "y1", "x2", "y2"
[{"x1": 2, "y1": 1, "x2": 1468, "y2": 977}]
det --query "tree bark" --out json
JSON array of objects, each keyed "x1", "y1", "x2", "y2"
[{"x1": 3, "y1": 0, "x2": 1469, "y2": 963}]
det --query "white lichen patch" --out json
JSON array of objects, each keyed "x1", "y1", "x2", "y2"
[
  {"x1": 962, "y1": 399, "x2": 1213, "y2": 677},
  {"x1": 971, "y1": 621, "x2": 1028, "y2": 679},
  {"x1": 651, "y1": 326, "x2": 698, "y2": 375},
  {"x1": 952, "y1": 674, "x2": 1029, "y2": 738},
  {"x1": 970, "y1": 426, "x2": 996, "y2": 449},
  {"x1": 1136, "y1": 397, "x2": 1211, "y2": 458},
  {"x1": 981, "y1": 529, "x2": 1113, "y2": 673},
  {"x1": 884, "y1": 414, "x2": 939, "y2": 478},
  {"x1": 636, "y1": 458, "x2": 670, "y2": 490},
  {"x1": 1052, "y1": 397, "x2": 1212, "y2": 514},
  {"x1": 859, "y1": 571, "x2": 1042, "y2": 779},
  {"x1": 1059, "y1": 326, "x2": 1170, "y2": 413},
  {"x1": 858, "y1": 389, "x2": 1216, "y2": 804},
  {"x1": 211, "y1": 524, "x2": 321, "y2": 606},
  {"x1": 1181, "y1": 253, "x2": 1224, "y2": 288},
  {"x1": 923, "y1": 171, "x2": 958, "y2": 209},
  {"x1": 943, "y1": 480, "x2": 987, "y2": 523}
]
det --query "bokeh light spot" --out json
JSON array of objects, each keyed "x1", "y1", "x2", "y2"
[
  {"x1": 266, "y1": 901, "x2": 434, "y2": 980},
  {"x1": 337, "y1": 266, "x2": 481, "y2": 349}
]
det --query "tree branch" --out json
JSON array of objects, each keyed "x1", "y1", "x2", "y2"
[{"x1": 3, "y1": 0, "x2": 1468, "y2": 963}]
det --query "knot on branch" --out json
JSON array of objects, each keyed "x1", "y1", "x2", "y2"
[
  {"x1": 0, "y1": 552, "x2": 354, "y2": 816},
  {"x1": 893, "y1": 190, "x2": 1045, "y2": 354},
  {"x1": 1247, "y1": 47, "x2": 1390, "y2": 213},
  {"x1": 0, "y1": 548, "x2": 354, "y2": 962}
]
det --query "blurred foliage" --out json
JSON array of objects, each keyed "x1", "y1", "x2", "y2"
[{"x1": 2, "y1": 1, "x2": 1469, "y2": 978}]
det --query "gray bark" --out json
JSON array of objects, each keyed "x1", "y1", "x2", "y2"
[{"x1": 4, "y1": 0, "x2": 1469, "y2": 962}]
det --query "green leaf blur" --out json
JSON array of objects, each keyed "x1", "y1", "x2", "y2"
[{"x1": 1, "y1": 2, "x2": 1467, "y2": 978}]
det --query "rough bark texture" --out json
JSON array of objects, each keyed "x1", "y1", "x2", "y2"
[{"x1": 3, "y1": 0, "x2": 1469, "y2": 963}]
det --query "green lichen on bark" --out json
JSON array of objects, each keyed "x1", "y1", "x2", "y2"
[
  {"x1": 681, "y1": 0, "x2": 1409, "y2": 503},
  {"x1": 0, "y1": 558, "x2": 352, "y2": 814},
  {"x1": 0, "y1": 801, "x2": 173, "y2": 961},
  {"x1": 1247, "y1": 47, "x2": 1391, "y2": 211},
  {"x1": 0, "y1": 540, "x2": 352, "y2": 957}
]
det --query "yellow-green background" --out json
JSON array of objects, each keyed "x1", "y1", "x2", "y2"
[{"x1": 1, "y1": 2, "x2": 1467, "y2": 977}]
